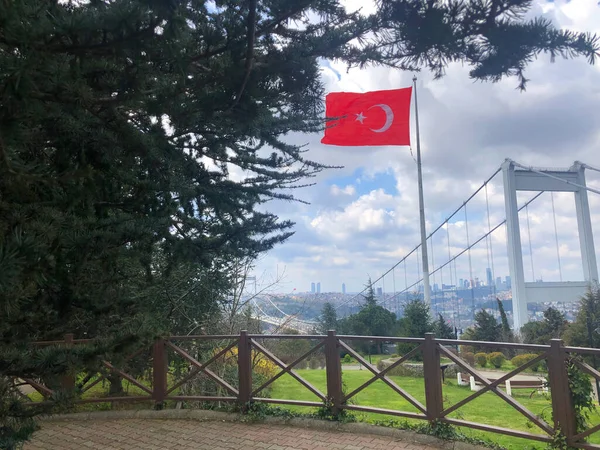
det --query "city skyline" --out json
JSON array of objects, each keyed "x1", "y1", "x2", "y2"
[{"x1": 305, "y1": 269, "x2": 513, "y2": 294}]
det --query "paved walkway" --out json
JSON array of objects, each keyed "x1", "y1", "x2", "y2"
[
  {"x1": 476, "y1": 370, "x2": 545, "y2": 382},
  {"x1": 24, "y1": 419, "x2": 444, "y2": 450}
]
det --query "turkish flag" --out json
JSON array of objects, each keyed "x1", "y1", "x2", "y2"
[{"x1": 321, "y1": 87, "x2": 412, "y2": 146}]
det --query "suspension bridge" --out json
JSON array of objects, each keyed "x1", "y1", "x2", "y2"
[
  {"x1": 250, "y1": 295, "x2": 317, "y2": 333},
  {"x1": 332, "y1": 159, "x2": 600, "y2": 332},
  {"x1": 248, "y1": 159, "x2": 600, "y2": 334}
]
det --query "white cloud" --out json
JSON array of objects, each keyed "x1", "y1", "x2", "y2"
[{"x1": 330, "y1": 184, "x2": 356, "y2": 196}]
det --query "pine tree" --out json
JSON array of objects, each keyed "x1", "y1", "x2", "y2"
[
  {"x1": 362, "y1": 279, "x2": 378, "y2": 307},
  {"x1": 338, "y1": 278, "x2": 397, "y2": 352},
  {"x1": 397, "y1": 299, "x2": 434, "y2": 359},
  {"x1": 318, "y1": 302, "x2": 338, "y2": 334},
  {"x1": 564, "y1": 285, "x2": 600, "y2": 348},
  {"x1": 400, "y1": 300, "x2": 434, "y2": 338},
  {"x1": 472, "y1": 310, "x2": 502, "y2": 343},
  {"x1": 434, "y1": 314, "x2": 455, "y2": 340},
  {"x1": 497, "y1": 298, "x2": 514, "y2": 342},
  {"x1": 522, "y1": 307, "x2": 568, "y2": 345}
]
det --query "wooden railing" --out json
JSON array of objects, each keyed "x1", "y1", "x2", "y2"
[{"x1": 15, "y1": 331, "x2": 600, "y2": 448}]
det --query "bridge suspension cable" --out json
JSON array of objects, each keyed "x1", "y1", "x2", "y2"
[
  {"x1": 369, "y1": 191, "x2": 545, "y2": 312},
  {"x1": 335, "y1": 166, "x2": 503, "y2": 310}
]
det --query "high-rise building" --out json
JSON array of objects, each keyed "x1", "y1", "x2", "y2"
[
  {"x1": 496, "y1": 276, "x2": 502, "y2": 287},
  {"x1": 433, "y1": 283, "x2": 439, "y2": 292},
  {"x1": 342, "y1": 283, "x2": 346, "y2": 294},
  {"x1": 376, "y1": 287, "x2": 383, "y2": 296},
  {"x1": 486, "y1": 268, "x2": 493, "y2": 287},
  {"x1": 459, "y1": 278, "x2": 464, "y2": 289},
  {"x1": 311, "y1": 282, "x2": 315, "y2": 293},
  {"x1": 317, "y1": 282, "x2": 321, "y2": 294},
  {"x1": 505, "y1": 276, "x2": 511, "y2": 289}
]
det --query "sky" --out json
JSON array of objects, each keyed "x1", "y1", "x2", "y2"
[{"x1": 250, "y1": 0, "x2": 600, "y2": 296}]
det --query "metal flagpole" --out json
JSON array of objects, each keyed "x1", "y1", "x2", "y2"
[{"x1": 413, "y1": 76, "x2": 432, "y2": 306}]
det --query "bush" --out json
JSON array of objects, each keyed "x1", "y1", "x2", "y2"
[
  {"x1": 342, "y1": 354, "x2": 353, "y2": 364},
  {"x1": 376, "y1": 362, "x2": 460, "y2": 379},
  {"x1": 461, "y1": 352, "x2": 475, "y2": 367},
  {"x1": 510, "y1": 354, "x2": 542, "y2": 372},
  {"x1": 308, "y1": 357, "x2": 320, "y2": 369},
  {"x1": 475, "y1": 353, "x2": 488, "y2": 368},
  {"x1": 487, "y1": 352, "x2": 506, "y2": 369}
]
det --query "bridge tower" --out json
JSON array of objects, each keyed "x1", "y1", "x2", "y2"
[{"x1": 502, "y1": 159, "x2": 598, "y2": 330}]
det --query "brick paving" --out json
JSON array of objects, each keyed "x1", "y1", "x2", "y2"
[{"x1": 24, "y1": 419, "x2": 444, "y2": 450}]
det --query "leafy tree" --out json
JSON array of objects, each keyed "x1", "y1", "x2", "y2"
[
  {"x1": 434, "y1": 314, "x2": 456, "y2": 340},
  {"x1": 269, "y1": 328, "x2": 312, "y2": 365},
  {"x1": 472, "y1": 310, "x2": 502, "y2": 343},
  {"x1": 521, "y1": 307, "x2": 569, "y2": 345},
  {"x1": 317, "y1": 302, "x2": 338, "y2": 334}
]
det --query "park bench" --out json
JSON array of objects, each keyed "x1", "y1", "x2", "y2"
[{"x1": 458, "y1": 372, "x2": 546, "y2": 397}]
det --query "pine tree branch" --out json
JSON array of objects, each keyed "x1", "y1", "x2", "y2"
[{"x1": 230, "y1": 0, "x2": 257, "y2": 110}]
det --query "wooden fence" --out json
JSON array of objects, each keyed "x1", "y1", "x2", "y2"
[{"x1": 15, "y1": 331, "x2": 600, "y2": 448}]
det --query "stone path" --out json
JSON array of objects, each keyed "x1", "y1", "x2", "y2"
[{"x1": 24, "y1": 419, "x2": 445, "y2": 450}]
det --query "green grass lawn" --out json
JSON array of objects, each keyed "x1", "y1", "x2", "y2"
[{"x1": 269, "y1": 369, "x2": 600, "y2": 450}]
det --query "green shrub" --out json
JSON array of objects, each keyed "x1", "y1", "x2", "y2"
[
  {"x1": 511, "y1": 353, "x2": 541, "y2": 371},
  {"x1": 342, "y1": 354, "x2": 353, "y2": 364},
  {"x1": 474, "y1": 352, "x2": 488, "y2": 367},
  {"x1": 308, "y1": 357, "x2": 320, "y2": 369},
  {"x1": 461, "y1": 352, "x2": 475, "y2": 367},
  {"x1": 487, "y1": 352, "x2": 506, "y2": 368}
]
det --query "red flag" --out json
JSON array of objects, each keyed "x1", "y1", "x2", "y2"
[{"x1": 321, "y1": 87, "x2": 412, "y2": 146}]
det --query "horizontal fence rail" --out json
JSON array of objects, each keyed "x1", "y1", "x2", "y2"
[{"x1": 12, "y1": 332, "x2": 600, "y2": 448}]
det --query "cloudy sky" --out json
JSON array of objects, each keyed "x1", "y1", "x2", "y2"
[{"x1": 251, "y1": 0, "x2": 600, "y2": 296}]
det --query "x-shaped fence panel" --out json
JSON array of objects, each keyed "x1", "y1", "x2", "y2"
[
  {"x1": 339, "y1": 339, "x2": 427, "y2": 416},
  {"x1": 438, "y1": 345, "x2": 553, "y2": 441},
  {"x1": 164, "y1": 337, "x2": 240, "y2": 402}
]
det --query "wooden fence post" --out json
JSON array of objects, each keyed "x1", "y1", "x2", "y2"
[
  {"x1": 548, "y1": 339, "x2": 575, "y2": 442},
  {"x1": 152, "y1": 338, "x2": 167, "y2": 409},
  {"x1": 423, "y1": 333, "x2": 443, "y2": 422},
  {"x1": 325, "y1": 330, "x2": 343, "y2": 414},
  {"x1": 238, "y1": 330, "x2": 252, "y2": 411},
  {"x1": 60, "y1": 333, "x2": 75, "y2": 391}
]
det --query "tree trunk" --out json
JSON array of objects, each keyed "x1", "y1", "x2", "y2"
[{"x1": 108, "y1": 374, "x2": 124, "y2": 396}]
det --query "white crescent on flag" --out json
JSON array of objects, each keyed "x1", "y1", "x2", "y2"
[{"x1": 368, "y1": 104, "x2": 394, "y2": 133}]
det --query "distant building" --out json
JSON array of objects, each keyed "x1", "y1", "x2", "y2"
[
  {"x1": 433, "y1": 283, "x2": 439, "y2": 292},
  {"x1": 311, "y1": 282, "x2": 315, "y2": 293},
  {"x1": 317, "y1": 282, "x2": 321, "y2": 294},
  {"x1": 342, "y1": 283, "x2": 346, "y2": 294},
  {"x1": 486, "y1": 268, "x2": 493, "y2": 287},
  {"x1": 505, "y1": 276, "x2": 511, "y2": 289},
  {"x1": 496, "y1": 276, "x2": 502, "y2": 287},
  {"x1": 376, "y1": 287, "x2": 383, "y2": 296},
  {"x1": 459, "y1": 279, "x2": 464, "y2": 288}
]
